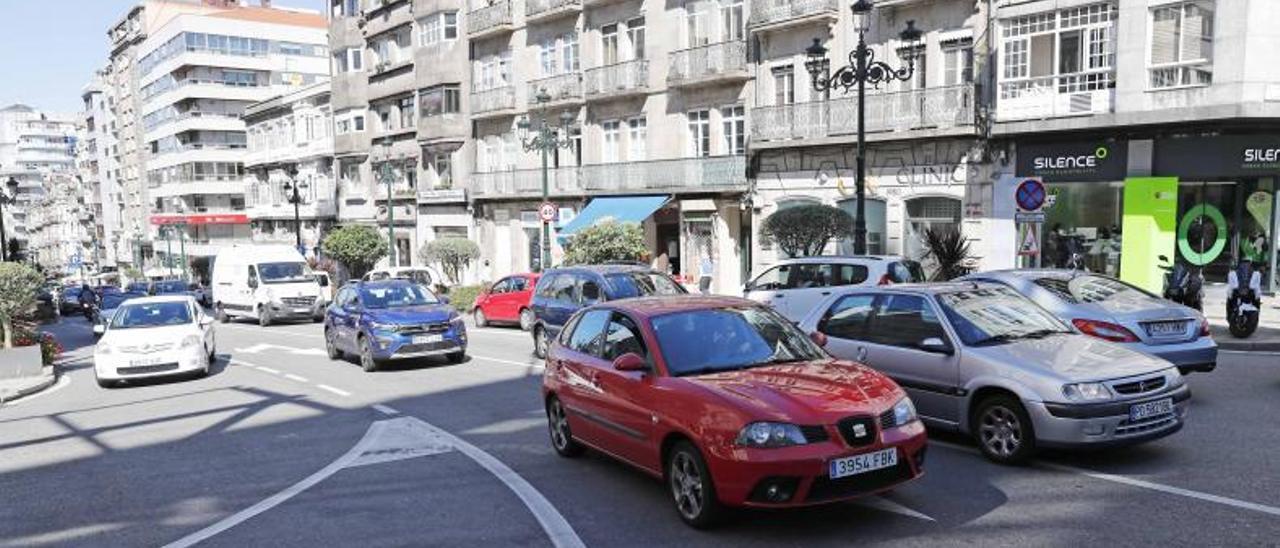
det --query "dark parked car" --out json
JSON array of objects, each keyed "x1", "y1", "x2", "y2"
[{"x1": 530, "y1": 265, "x2": 686, "y2": 358}]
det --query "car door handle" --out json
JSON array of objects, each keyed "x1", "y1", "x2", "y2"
[
  {"x1": 821, "y1": 291, "x2": 831, "y2": 296},
  {"x1": 856, "y1": 347, "x2": 867, "y2": 361},
  {"x1": 774, "y1": 294, "x2": 786, "y2": 298}
]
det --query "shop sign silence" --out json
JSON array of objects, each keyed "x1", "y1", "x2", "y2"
[
  {"x1": 1156, "y1": 135, "x2": 1280, "y2": 178},
  {"x1": 1017, "y1": 140, "x2": 1128, "y2": 182}
]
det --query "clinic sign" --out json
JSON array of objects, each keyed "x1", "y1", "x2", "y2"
[
  {"x1": 1157, "y1": 135, "x2": 1280, "y2": 177},
  {"x1": 1017, "y1": 140, "x2": 1128, "y2": 182}
]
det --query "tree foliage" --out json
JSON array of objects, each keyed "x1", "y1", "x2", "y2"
[
  {"x1": 761, "y1": 204, "x2": 854, "y2": 258},
  {"x1": 921, "y1": 228, "x2": 975, "y2": 281},
  {"x1": 322, "y1": 225, "x2": 388, "y2": 279},
  {"x1": 563, "y1": 221, "x2": 648, "y2": 266},
  {"x1": 419, "y1": 237, "x2": 480, "y2": 285},
  {"x1": 0, "y1": 262, "x2": 44, "y2": 348}
]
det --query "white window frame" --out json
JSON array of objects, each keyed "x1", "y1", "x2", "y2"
[
  {"x1": 602, "y1": 23, "x2": 620, "y2": 66},
  {"x1": 418, "y1": 11, "x2": 459, "y2": 47},
  {"x1": 997, "y1": 2, "x2": 1116, "y2": 100},
  {"x1": 687, "y1": 109, "x2": 711, "y2": 158},
  {"x1": 626, "y1": 17, "x2": 646, "y2": 60},
  {"x1": 721, "y1": 105, "x2": 745, "y2": 155},
  {"x1": 602, "y1": 120, "x2": 621, "y2": 163},
  {"x1": 1148, "y1": 1, "x2": 1214, "y2": 90},
  {"x1": 772, "y1": 65, "x2": 794, "y2": 106}
]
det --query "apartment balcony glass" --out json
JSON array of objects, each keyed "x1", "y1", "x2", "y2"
[
  {"x1": 526, "y1": 0, "x2": 581, "y2": 24},
  {"x1": 466, "y1": 0, "x2": 514, "y2": 38},
  {"x1": 584, "y1": 60, "x2": 649, "y2": 100},
  {"x1": 470, "y1": 167, "x2": 581, "y2": 198},
  {"x1": 581, "y1": 156, "x2": 746, "y2": 193},
  {"x1": 668, "y1": 41, "x2": 750, "y2": 88},
  {"x1": 528, "y1": 73, "x2": 583, "y2": 106},
  {"x1": 748, "y1": 0, "x2": 839, "y2": 31},
  {"x1": 996, "y1": 70, "x2": 1115, "y2": 121},
  {"x1": 471, "y1": 86, "x2": 518, "y2": 116},
  {"x1": 751, "y1": 83, "x2": 976, "y2": 143}
]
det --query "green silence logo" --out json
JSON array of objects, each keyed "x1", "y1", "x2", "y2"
[{"x1": 1094, "y1": 146, "x2": 1108, "y2": 159}]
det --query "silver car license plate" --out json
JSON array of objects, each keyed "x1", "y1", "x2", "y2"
[
  {"x1": 1145, "y1": 321, "x2": 1187, "y2": 337},
  {"x1": 829, "y1": 448, "x2": 897, "y2": 479},
  {"x1": 413, "y1": 334, "x2": 443, "y2": 344},
  {"x1": 1129, "y1": 398, "x2": 1174, "y2": 421},
  {"x1": 129, "y1": 357, "x2": 164, "y2": 367}
]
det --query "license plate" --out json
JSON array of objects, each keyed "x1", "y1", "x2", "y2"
[
  {"x1": 413, "y1": 334, "x2": 443, "y2": 344},
  {"x1": 829, "y1": 448, "x2": 898, "y2": 479},
  {"x1": 1129, "y1": 398, "x2": 1174, "y2": 421},
  {"x1": 295, "y1": 308, "x2": 312, "y2": 314},
  {"x1": 1145, "y1": 321, "x2": 1187, "y2": 337},
  {"x1": 129, "y1": 357, "x2": 164, "y2": 367}
]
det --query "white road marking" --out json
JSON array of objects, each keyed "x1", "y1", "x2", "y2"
[
  {"x1": 372, "y1": 404, "x2": 400, "y2": 416},
  {"x1": 256, "y1": 366, "x2": 280, "y2": 375},
  {"x1": 346, "y1": 416, "x2": 453, "y2": 468},
  {"x1": 283, "y1": 373, "x2": 309, "y2": 383},
  {"x1": 232, "y1": 343, "x2": 326, "y2": 356},
  {"x1": 470, "y1": 354, "x2": 544, "y2": 371},
  {"x1": 1220, "y1": 349, "x2": 1280, "y2": 356},
  {"x1": 468, "y1": 327, "x2": 531, "y2": 339},
  {"x1": 929, "y1": 440, "x2": 1280, "y2": 518},
  {"x1": 316, "y1": 384, "x2": 352, "y2": 397},
  {"x1": 462, "y1": 417, "x2": 547, "y2": 435},
  {"x1": 856, "y1": 496, "x2": 936, "y2": 522}
]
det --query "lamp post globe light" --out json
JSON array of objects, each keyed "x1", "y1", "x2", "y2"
[
  {"x1": 517, "y1": 88, "x2": 577, "y2": 273},
  {"x1": 0, "y1": 176, "x2": 19, "y2": 262},
  {"x1": 805, "y1": 0, "x2": 922, "y2": 255},
  {"x1": 282, "y1": 165, "x2": 308, "y2": 254}
]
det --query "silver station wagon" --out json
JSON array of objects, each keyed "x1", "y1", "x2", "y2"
[{"x1": 798, "y1": 282, "x2": 1189, "y2": 464}]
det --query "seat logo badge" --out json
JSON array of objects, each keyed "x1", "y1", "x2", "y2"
[{"x1": 852, "y1": 424, "x2": 867, "y2": 438}]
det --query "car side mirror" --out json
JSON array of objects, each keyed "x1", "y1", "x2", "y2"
[
  {"x1": 613, "y1": 352, "x2": 648, "y2": 372},
  {"x1": 918, "y1": 337, "x2": 953, "y2": 355},
  {"x1": 92, "y1": 323, "x2": 105, "y2": 337},
  {"x1": 247, "y1": 278, "x2": 258, "y2": 289},
  {"x1": 440, "y1": 295, "x2": 451, "y2": 305},
  {"x1": 809, "y1": 331, "x2": 828, "y2": 347}
]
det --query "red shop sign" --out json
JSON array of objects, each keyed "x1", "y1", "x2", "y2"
[{"x1": 150, "y1": 214, "x2": 249, "y2": 226}]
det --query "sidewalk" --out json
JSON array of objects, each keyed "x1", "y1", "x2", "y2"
[
  {"x1": 1203, "y1": 290, "x2": 1280, "y2": 352},
  {"x1": 0, "y1": 366, "x2": 57, "y2": 406}
]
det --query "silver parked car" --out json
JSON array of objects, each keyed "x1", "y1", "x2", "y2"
[
  {"x1": 961, "y1": 270, "x2": 1216, "y2": 375},
  {"x1": 744, "y1": 255, "x2": 925, "y2": 322},
  {"x1": 798, "y1": 282, "x2": 1189, "y2": 464}
]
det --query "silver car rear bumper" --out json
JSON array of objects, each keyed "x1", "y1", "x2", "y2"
[
  {"x1": 1028, "y1": 385, "x2": 1190, "y2": 449},
  {"x1": 1119, "y1": 337, "x2": 1217, "y2": 372}
]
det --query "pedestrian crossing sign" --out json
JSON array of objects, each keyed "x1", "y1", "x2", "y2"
[{"x1": 1018, "y1": 225, "x2": 1040, "y2": 257}]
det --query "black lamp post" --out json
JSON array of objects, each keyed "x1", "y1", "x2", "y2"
[
  {"x1": 516, "y1": 89, "x2": 577, "y2": 272},
  {"x1": 282, "y1": 166, "x2": 308, "y2": 253},
  {"x1": 0, "y1": 177, "x2": 18, "y2": 261},
  {"x1": 805, "y1": 0, "x2": 922, "y2": 254}
]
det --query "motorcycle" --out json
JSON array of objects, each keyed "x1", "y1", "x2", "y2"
[
  {"x1": 1226, "y1": 260, "x2": 1262, "y2": 338},
  {"x1": 1158, "y1": 254, "x2": 1203, "y2": 311}
]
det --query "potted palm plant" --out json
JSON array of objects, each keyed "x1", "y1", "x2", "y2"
[{"x1": 921, "y1": 228, "x2": 976, "y2": 281}]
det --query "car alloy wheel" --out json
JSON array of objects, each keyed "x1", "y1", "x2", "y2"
[
  {"x1": 546, "y1": 397, "x2": 583, "y2": 458},
  {"x1": 359, "y1": 337, "x2": 378, "y2": 372},
  {"x1": 258, "y1": 306, "x2": 273, "y2": 327},
  {"x1": 976, "y1": 396, "x2": 1035, "y2": 464},
  {"x1": 519, "y1": 309, "x2": 534, "y2": 332},
  {"x1": 534, "y1": 327, "x2": 549, "y2": 359},
  {"x1": 474, "y1": 309, "x2": 488, "y2": 328},
  {"x1": 216, "y1": 305, "x2": 229, "y2": 324},
  {"x1": 325, "y1": 329, "x2": 342, "y2": 360},
  {"x1": 667, "y1": 442, "x2": 721, "y2": 528}
]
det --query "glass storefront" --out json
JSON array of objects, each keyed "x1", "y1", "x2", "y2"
[
  {"x1": 1176, "y1": 179, "x2": 1273, "y2": 286},
  {"x1": 1039, "y1": 182, "x2": 1124, "y2": 277}
]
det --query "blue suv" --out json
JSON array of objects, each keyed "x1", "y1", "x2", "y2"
[
  {"x1": 530, "y1": 265, "x2": 686, "y2": 358},
  {"x1": 324, "y1": 280, "x2": 467, "y2": 371}
]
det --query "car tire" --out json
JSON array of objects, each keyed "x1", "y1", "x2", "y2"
[
  {"x1": 258, "y1": 305, "x2": 273, "y2": 327},
  {"x1": 667, "y1": 441, "x2": 723, "y2": 529},
  {"x1": 973, "y1": 395, "x2": 1036, "y2": 465},
  {"x1": 546, "y1": 396, "x2": 584, "y2": 458},
  {"x1": 96, "y1": 377, "x2": 116, "y2": 389},
  {"x1": 207, "y1": 344, "x2": 217, "y2": 364},
  {"x1": 325, "y1": 329, "x2": 343, "y2": 360},
  {"x1": 359, "y1": 336, "x2": 379, "y2": 372},
  {"x1": 533, "y1": 325, "x2": 549, "y2": 359},
  {"x1": 519, "y1": 308, "x2": 534, "y2": 332},
  {"x1": 216, "y1": 305, "x2": 229, "y2": 324},
  {"x1": 446, "y1": 349, "x2": 466, "y2": 364},
  {"x1": 474, "y1": 308, "x2": 488, "y2": 328}
]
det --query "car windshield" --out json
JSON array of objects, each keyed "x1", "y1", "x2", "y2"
[
  {"x1": 606, "y1": 272, "x2": 687, "y2": 299},
  {"x1": 651, "y1": 307, "x2": 826, "y2": 377},
  {"x1": 101, "y1": 294, "x2": 135, "y2": 310},
  {"x1": 937, "y1": 287, "x2": 1071, "y2": 346},
  {"x1": 359, "y1": 284, "x2": 440, "y2": 309},
  {"x1": 393, "y1": 270, "x2": 434, "y2": 285},
  {"x1": 153, "y1": 281, "x2": 187, "y2": 293},
  {"x1": 259, "y1": 262, "x2": 312, "y2": 284},
  {"x1": 1033, "y1": 274, "x2": 1158, "y2": 304},
  {"x1": 110, "y1": 302, "x2": 193, "y2": 329}
]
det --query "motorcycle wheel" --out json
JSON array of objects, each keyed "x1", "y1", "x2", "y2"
[{"x1": 1228, "y1": 312, "x2": 1259, "y2": 338}]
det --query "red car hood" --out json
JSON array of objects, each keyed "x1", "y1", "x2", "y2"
[{"x1": 683, "y1": 360, "x2": 904, "y2": 425}]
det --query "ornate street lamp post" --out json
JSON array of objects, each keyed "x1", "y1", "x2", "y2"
[
  {"x1": 282, "y1": 166, "x2": 308, "y2": 254},
  {"x1": 805, "y1": 0, "x2": 922, "y2": 254},
  {"x1": 0, "y1": 177, "x2": 19, "y2": 262},
  {"x1": 378, "y1": 137, "x2": 400, "y2": 267},
  {"x1": 516, "y1": 89, "x2": 577, "y2": 272}
]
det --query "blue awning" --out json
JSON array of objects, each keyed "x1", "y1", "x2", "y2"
[{"x1": 558, "y1": 195, "x2": 670, "y2": 236}]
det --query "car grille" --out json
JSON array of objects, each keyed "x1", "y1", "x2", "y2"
[
  {"x1": 396, "y1": 340, "x2": 457, "y2": 354},
  {"x1": 118, "y1": 363, "x2": 180, "y2": 375},
  {"x1": 806, "y1": 456, "x2": 911, "y2": 502},
  {"x1": 282, "y1": 296, "x2": 317, "y2": 308},
  {"x1": 397, "y1": 322, "x2": 450, "y2": 334},
  {"x1": 836, "y1": 416, "x2": 878, "y2": 447},
  {"x1": 118, "y1": 343, "x2": 175, "y2": 354},
  {"x1": 878, "y1": 408, "x2": 897, "y2": 430},
  {"x1": 799, "y1": 425, "x2": 830, "y2": 443},
  {"x1": 1115, "y1": 413, "x2": 1178, "y2": 437},
  {"x1": 1112, "y1": 376, "x2": 1166, "y2": 396}
]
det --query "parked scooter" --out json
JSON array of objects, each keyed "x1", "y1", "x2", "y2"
[
  {"x1": 1159, "y1": 255, "x2": 1204, "y2": 311},
  {"x1": 1226, "y1": 260, "x2": 1262, "y2": 338}
]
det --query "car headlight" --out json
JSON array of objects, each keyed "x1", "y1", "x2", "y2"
[
  {"x1": 180, "y1": 335, "x2": 202, "y2": 349},
  {"x1": 369, "y1": 321, "x2": 397, "y2": 333},
  {"x1": 735, "y1": 422, "x2": 809, "y2": 448},
  {"x1": 887, "y1": 397, "x2": 918, "y2": 428},
  {"x1": 1063, "y1": 382, "x2": 1112, "y2": 401},
  {"x1": 1167, "y1": 368, "x2": 1186, "y2": 388}
]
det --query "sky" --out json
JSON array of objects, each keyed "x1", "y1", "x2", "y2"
[{"x1": 0, "y1": 0, "x2": 320, "y2": 115}]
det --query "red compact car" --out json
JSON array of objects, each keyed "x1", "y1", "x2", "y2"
[
  {"x1": 472, "y1": 273, "x2": 539, "y2": 330},
  {"x1": 541, "y1": 296, "x2": 927, "y2": 527}
]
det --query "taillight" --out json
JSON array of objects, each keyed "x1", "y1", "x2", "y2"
[
  {"x1": 1072, "y1": 319, "x2": 1140, "y2": 343},
  {"x1": 878, "y1": 274, "x2": 892, "y2": 286},
  {"x1": 1198, "y1": 315, "x2": 1210, "y2": 337}
]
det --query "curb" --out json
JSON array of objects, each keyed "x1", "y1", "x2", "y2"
[
  {"x1": 0, "y1": 369, "x2": 58, "y2": 406},
  {"x1": 1209, "y1": 325, "x2": 1280, "y2": 352}
]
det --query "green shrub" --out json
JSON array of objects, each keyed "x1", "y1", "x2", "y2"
[
  {"x1": 444, "y1": 285, "x2": 483, "y2": 313},
  {"x1": 563, "y1": 220, "x2": 647, "y2": 265},
  {"x1": 419, "y1": 238, "x2": 480, "y2": 285},
  {"x1": 0, "y1": 262, "x2": 43, "y2": 349},
  {"x1": 322, "y1": 225, "x2": 388, "y2": 279},
  {"x1": 761, "y1": 204, "x2": 854, "y2": 258},
  {"x1": 13, "y1": 328, "x2": 62, "y2": 366}
]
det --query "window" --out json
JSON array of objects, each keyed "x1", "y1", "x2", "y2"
[
  {"x1": 490, "y1": 278, "x2": 511, "y2": 294},
  {"x1": 567, "y1": 310, "x2": 611, "y2": 356},
  {"x1": 510, "y1": 276, "x2": 528, "y2": 292},
  {"x1": 772, "y1": 65, "x2": 794, "y2": 105},
  {"x1": 353, "y1": 114, "x2": 365, "y2": 131},
  {"x1": 540, "y1": 39, "x2": 558, "y2": 76},
  {"x1": 337, "y1": 47, "x2": 363, "y2": 73},
  {"x1": 686, "y1": 3, "x2": 708, "y2": 47},
  {"x1": 1150, "y1": 1, "x2": 1214, "y2": 88},
  {"x1": 579, "y1": 280, "x2": 601, "y2": 305},
  {"x1": 563, "y1": 32, "x2": 579, "y2": 72},
  {"x1": 419, "y1": 11, "x2": 458, "y2": 46},
  {"x1": 865, "y1": 294, "x2": 946, "y2": 349},
  {"x1": 602, "y1": 24, "x2": 619, "y2": 65},
  {"x1": 602, "y1": 120, "x2": 621, "y2": 162},
  {"x1": 434, "y1": 153, "x2": 453, "y2": 189},
  {"x1": 399, "y1": 96, "x2": 415, "y2": 128},
  {"x1": 943, "y1": 46, "x2": 973, "y2": 85},
  {"x1": 998, "y1": 3, "x2": 1116, "y2": 99},
  {"x1": 602, "y1": 314, "x2": 647, "y2": 361},
  {"x1": 627, "y1": 117, "x2": 647, "y2": 161},
  {"x1": 627, "y1": 17, "x2": 646, "y2": 60},
  {"x1": 721, "y1": 0, "x2": 744, "y2": 41},
  {"x1": 551, "y1": 274, "x2": 577, "y2": 302},
  {"x1": 721, "y1": 106, "x2": 744, "y2": 155},
  {"x1": 820, "y1": 294, "x2": 876, "y2": 341},
  {"x1": 687, "y1": 109, "x2": 710, "y2": 157}
]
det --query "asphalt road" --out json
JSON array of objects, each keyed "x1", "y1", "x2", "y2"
[{"x1": 2, "y1": 316, "x2": 1278, "y2": 547}]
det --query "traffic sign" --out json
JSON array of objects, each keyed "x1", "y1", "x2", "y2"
[
  {"x1": 1018, "y1": 225, "x2": 1040, "y2": 256},
  {"x1": 1015, "y1": 211, "x2": 1046, "y2": 223},
  {"x1": 538, "y1": 202, "x2": 558, "y2": 223},
  {"x1": 1015, "y1": 178, "x2": 1046, "y2": 212}
]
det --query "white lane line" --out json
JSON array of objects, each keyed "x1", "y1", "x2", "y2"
[
  {"x1": 470, "y1": 354, "x2": 544, "y2": 370},
  {"x1": 372, "y1": 404, "x2": 400, "y2": 416},
  {"x1": 1220, "y1": 350, "x2": 1280, "y2": 356},
  {"x1": 316, "y1": 384, "x2": 352, "y2": 397},
  {"x1": 256, "y1": 366, "x2": 281, "y2": 375},
  {"x1": 162, "y1": 421, "x2": 387, "y2": 548},
  {"x1": 283, "y1": 373, "x2": 309, "y2": 383},
  {"x1": 468, "y1": 327, "x2": 531, "y2": 339},
  {"x1": 929, "y1": 440, "x2": 1280, "y2": 518}
]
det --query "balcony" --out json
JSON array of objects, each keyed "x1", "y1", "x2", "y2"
[
  {"x1": 584, "y1": 60, "x2": 649, "y2": 101},
  {"x1": 471, "y1": 86, "x2": 518, "y2": 118},
  {"x1": 418, "y1": 114, "x2": 468, "y2": 145},
  {"x1": 149, "y1": 179, "x2": 246, "y2": 199},
  {"x1": 667, "y1": 41, "x2": 750, "y2": 88},
  {"x1": 361, "y1": 0, "x2": 412, "y2": 38},
  {"x1": 580, "y1": 156, "x2": 747, "y2": 193},
  {"x1": 750, "y1": 83, "x2": 976, "y2": 144},
  {"x1": 375, "y1": 184, "x2": 419, "y2": 201},
  {"x1": 417, "y1": 188, "x2": 467, "y2": 203},
  {"x1": 367, "y1": 61, "x2": 416, "y2": 101},
  {"x1": 528, "y1": 73, "x2": 583, "y2": 106},
  {"x1": 526, "y1": 0, "x2": 581, "y2": 24},
  {"x1": 467, "y1": 0, "x2": 514, "y2": 39},
  {"x1": 748, "y1": 0, "x2": 839, "y2": 32},
  {"x1": 996, "y1": 70, "x2": 1115, "y2": 122},
  {"x1": 470, "y1": 167, "x2": 582, "y2": 199}
]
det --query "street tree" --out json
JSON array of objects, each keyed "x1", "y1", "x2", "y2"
[
  {"x1": 563, "y1": 220, "x2": 647, "y2": 266},
  {"x1": 0, "y1": 262, "x2": 43, "y2": 348},
  {"x1": 419, "y1": 237, "x2": 480, "y2": 285},
  {"x1": 322, "y1": 225, "x2": 388, "y2": 279},
  {"x1": 761, "y1": 204, "x2": 854, "y2": 257}
]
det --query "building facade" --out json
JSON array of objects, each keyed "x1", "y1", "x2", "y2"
[
  {"x1": 0, "y1": 105, "x2": 81, "y2": 266},
  {"x1": 80, "y1": 73, "x2": 126, "y2": 269},
  {"x1": 243, "y1": 82, "x2": 338, "y2": 254}
]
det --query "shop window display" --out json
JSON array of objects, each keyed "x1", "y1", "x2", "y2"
[{"x1": 1040, "y1": 182, "x2": 1123, "y2": 276}]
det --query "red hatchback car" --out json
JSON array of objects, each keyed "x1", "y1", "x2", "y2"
[
  {"x1": 541, "y1": 296, "x2": 927, "y2": 527},
  {"x1": 473, "y1": 273, "x2": 540, "y2": 330}
]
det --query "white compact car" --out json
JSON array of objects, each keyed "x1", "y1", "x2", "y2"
[
  {"x1": 93, "y1": 296, "x2": 217, "y2": 388},
  {"x1": 744, "y1": 256, "x2": 926, "y2": 322}
]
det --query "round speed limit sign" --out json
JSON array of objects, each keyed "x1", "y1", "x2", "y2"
[{"x1": 538, "y1": 202, "x2": 558, "y2": 223}]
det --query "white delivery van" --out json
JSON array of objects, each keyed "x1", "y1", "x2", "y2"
[{"x1": 211, "y1": 244, "x2": 323, "y2": 326}]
